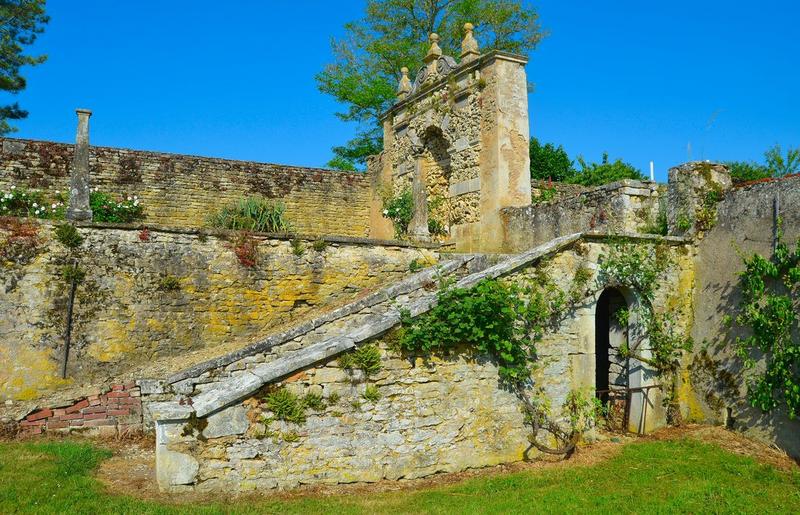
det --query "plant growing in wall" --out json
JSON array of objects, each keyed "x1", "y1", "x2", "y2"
[
  {"x1": 382, "y1": 187, "x2": 447, "y2": 238},
  {"x1": 0, "y1": 186, "x2": 65, "y2": 219},
  {"x1": 229, "y1": 232, "x2": 259, "y2": 268},
  {"x1": 207, "y1": 196, "x2": 289, "y2": 233},
  {"x1": 0, "y1": 217, "x2": 41, "y2": 265},
  {"x1": 53, "y1": 223, "x2": 83, "y2": 249},
  {"x1": 731, "y1": 230, "x2": 800, "y2": 419}
]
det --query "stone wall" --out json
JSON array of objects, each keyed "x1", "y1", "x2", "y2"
[
  {"x1": 0, "y1": 220, "x2": 436, "y2": 402},
  {"x1": 686, "y1": 174, "x2": 800, "y2": 458},
  {"x1": 0, "y1": 138, "x2": 372, "y2": 237},
  {"x1": 150, "y1": 235, "x2": 693, "y2": 492},
  {"x1": 500, "y1": 180, "x2": 661, "y2": 252}
]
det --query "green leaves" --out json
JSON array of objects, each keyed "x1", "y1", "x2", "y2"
[
  {"x1": 0, "y1": 0, "x2": 49, "y2": 134},
  {"x1": 399, "y1": 275, "x2": 561, "y2": 384},
  {"x1": 733, "y1": 236, "x2": 800, "y2": 419},
  {"x1": 207, "y1": 196, "x2": 289, "y2": 233}
]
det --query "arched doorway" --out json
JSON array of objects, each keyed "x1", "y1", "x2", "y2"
[{"x1": 595, "y1": 288, "x2": 630, "y2": 429}]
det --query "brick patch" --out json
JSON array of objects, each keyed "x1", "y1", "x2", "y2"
[{"x1": 19, "y1": 383, "x2": 143, "y2": 436}]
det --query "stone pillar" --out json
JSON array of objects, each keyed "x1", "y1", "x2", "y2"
[
  {"x1": 66, "y1": 109, "x2": 93, "y2": 221},
  {"x1": 667, "y1": 161, "x2": 731, "y2": 237},
  {"x1": 408, "y1": 156, "x2": 431, "y2": 242}
]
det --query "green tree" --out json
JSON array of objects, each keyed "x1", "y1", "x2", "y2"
[
  {"x1": 317, "y1": 0, "x2": 545, "y2": 171},
  {"x1": 569, "y1": 152, "x2": 644, "y2": 186},
  {"x1": 0, "y1": 0, "x2": 49, "y2": 135},
  {"x1": 529, "y1": 137, "x2": 575, "y2": 182},
  {"x1": 725, "y1": 144, "x2": 800, "y2": 184}
]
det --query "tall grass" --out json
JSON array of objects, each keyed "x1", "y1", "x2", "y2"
[{"x1": 208, "y1": 196, "x2": 289, "y2": 233}]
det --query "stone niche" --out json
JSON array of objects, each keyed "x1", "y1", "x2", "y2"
[{"x1": 370, "y1": 28, "x2": 532, "y2": 252}]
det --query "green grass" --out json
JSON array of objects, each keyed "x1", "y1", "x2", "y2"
[{"x1": 0, "y1": 439, "x2": 798, "y2": 514}]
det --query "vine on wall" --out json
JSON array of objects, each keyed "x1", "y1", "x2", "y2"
[{"x1": 732, "y1": 230, "x2": 800, "y2": 419}]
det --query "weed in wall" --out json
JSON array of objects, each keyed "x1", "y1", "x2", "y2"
[
  {"x1": 207, "y1": 196, "x2": 289, "y2": 233},
  {"x1": 229, "y1": 231, "x2": 258, "y2": 267},
  {"x1": 327, "y1": 392, "x2": 341, "y2": 405},
  {"x1": 157, "y1": 275, "x2": 181, "y2": 291},
  {"x1": 60, "y1": 264, "x2": 86, "y2": 284},
  {"x1": 263, "y1": 388, "x2": 307, "y2": 425},
  {"x1": 311, "y1": 238, "x2": 327, "y2": 252},
  {"x1": 291, "y1": 237, "x2": 305, "y2": 256},
  {"x1": 339, "y1": 344, "x2": 382, "y2": 377},
  {"x1": 303, "y1": 392, "x2": 326, "y2": 411},
  {"x1": 362, "y1": 384, "x2": 381, "y2": 402},
  {"x1": 54, "y1": 223, "x2": 83, "y2": 249}
]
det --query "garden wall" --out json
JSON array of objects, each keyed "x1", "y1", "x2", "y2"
[
  {"x1": 0, "y1": 138, "x2": 372, "y2": 237},
  {"x1": 500, "y1": 180, "x2": 662, "y2": 252},
  {"x1": 150, "y1": 236, "x2": 694, "y2": 492},
  {"x1": 686, "y1": 174, "x2": 800, "y2": 458},
  {"x1": 0, "y1": 220, "x2": 436, "y2": 402}
]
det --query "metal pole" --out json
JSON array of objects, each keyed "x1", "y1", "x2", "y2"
[{"x1": 61, "y1": 258, "x2": 78, "y2": 379}]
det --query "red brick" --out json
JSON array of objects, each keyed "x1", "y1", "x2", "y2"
[
  {"x1": 26, "y1": 427, "x2": 43, "y2": 435},
  {"x1": 123, "y1": 382, "x2": 136, "y2": 390},
  {"x1": 65, "y1": 399, "x2": 89, "y2": 413},
  {"x1": 60, "y1": 413, "x2": 84, "y2": 421},
  {"x1": 89, "y1": 399, "x2": 101, "y2": 406},
  {"x1": 69, "y1": 420, "x2": 84, "y2": 427},
  {"x1": 111, "y1": 384, "x2": 125, "y2": 391},
  {"x1": 84, "y1": 413, "x2": 109, "y2": 421},
  {"x1": 107, "y1": 409, "x2": 130, "y2": 416},
  {"x1": 106, "y1": 391, "x2": 129, "y2": 398},
  {"x1": 47, "y1": 421, "x2": 69, "y2": 430},
  {"x1": 27, "y1": 409, "x2": 53, "y2": 421},
  {"x1": 53, "y1": 408, "x2": 66, "y2": 417},
  {"x1": 84, "y1": 418, "x2": 115, "y2": 427},
  {"x1": 81, "y1": 406, "x2": 107, "y2": 414},
  {"x1": 20, "y1": 419, "x2": 45, "y2": 427}
]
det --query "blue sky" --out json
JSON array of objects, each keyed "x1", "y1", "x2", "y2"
[{"x1": 7, "y1": 1, "x2": 800, "y2": 182}]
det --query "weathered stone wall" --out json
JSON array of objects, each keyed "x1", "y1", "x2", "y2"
[
  {"x1": 500, "y1": 180, "x2": 661, "y2": 252},
  {"x1": 0, "y1": 138, "x2": 372, "y2": 236},
  {"x1": 686, "y1": 175, "x2": 800, "y2": 458},
  {"x1": 151, "y1": 235, "x2": 693, "y2": 492},
  {"x1": 0, "y1": 220, "x2": 436, "y2": 401}
]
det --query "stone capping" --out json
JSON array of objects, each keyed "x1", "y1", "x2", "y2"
[
  {"x1": 382, "y1": 49, "x2": 529, "y2": 120},
  {"x1": 0, "y1": 136, "x2": 364, "y2": 179},
  {"x1": 59, "y1": 221, "x2": 438, "y2": 249},
  {"x1": 162, "y1": 256, "x2": 474, "y2": 386},
  {"x1": 151, "y1": 233, "x2": 582, "y2": 422}
]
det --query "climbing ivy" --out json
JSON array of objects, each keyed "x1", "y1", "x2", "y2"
[
  {"x1": 399, "y1": 272, "x2": 565, "y2": 384},
  {"x1": 733, "y1": 230, "x2": 800, "y2": 419}
]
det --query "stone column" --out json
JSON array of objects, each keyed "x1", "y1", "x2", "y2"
[
  {"x1": 408, "y1": 155, "x2": 431, "y2": 242},
  {"x1": 66, "y1": 109, "x2": 93, "y2": 221}
]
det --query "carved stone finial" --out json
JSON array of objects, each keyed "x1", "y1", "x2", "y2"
[
  {"x1": 424, "y1": 33, "x2": 442, "y2": 64},
  {"x1": 461, "y1": 22, "x2": 480, "y2": 62},
  {"x1": 397, "y1": 67, "x2": 412, "y2": 99}
]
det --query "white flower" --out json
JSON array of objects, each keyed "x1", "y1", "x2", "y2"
[
  {"x1": 51, "y1": 203, "x2": 57, "y2": 208},
  {"x1": 126, "y1": 196, "x2": 132, "y2": 201},
  {"x1": 133, "y1": 195, "x2": 138, "y2": 200},
  {"x1": 10, "y1": 185, "x2": 15, "y2": 189},
  {"x1": 32, "y1": 202, "x2": 38, "y2": 208},
  {"x1": 383, "y1": 209, "x2": 389, "y2": 215}
]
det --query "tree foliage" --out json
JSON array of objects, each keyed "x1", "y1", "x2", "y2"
[
  {"x1": 318, "y1": 0, "x2": 545, "y2": 170},
  {"x1": 529, "y1": 137, "x2": 573, "y2": 182},
  {"x1": 570, "y1": 152, "x2": 645, "y2": 186},
  {"x1": 725, "y1": 144, "x2": 800, "y2": 184},
  {"x1": 0, "y1": 0, "x2": 49, "y2": 135}
]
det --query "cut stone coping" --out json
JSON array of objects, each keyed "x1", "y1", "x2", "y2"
[
  {"x1": 150, "y1": 233, "x2": 583, "y2": 421},
  {"x1": 162, "y1": 255, "x2": 474, "y2": 386}
]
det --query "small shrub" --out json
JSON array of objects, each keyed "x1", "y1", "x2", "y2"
[
  {"x1": 158, "y1": 275, "x2": 181, "y2": 291},
  {"x1": 54, "y1": 223, "x2": 83, "y2": 248},
  {"x1": 676, "y1": 213, "x2": 692, "y2": 232},
  {"x1": 60, "y1": 264, "x2": 86, "y2": 284},
  {"x1": 207, "y1": 196, "x2": 289, "y2": 233},
  {"x1": 339, "y1": 344, "x2": 382, "y2": 377},
  {"x1": 138, "y1": 228, "x2": 150, "y2": 241},
  {"x1": 362, "y1": 384, "x2": 381, "y2": 402},
  {"x1": 290, "y1": 237, "x2": 305, "y2": 256},
  {"x1": 382, "y1": 188, "x2": 446, "y2": 237},
  {"x1": 0, "y1": 186, "x2": 63, "y2": 219},
  {"x1": 303, "y1": 392, "x2": 326, "y2": 411},
  {"x1": 327, "y1": 392, "x2": 341, "y2": 405},
  {"x1": 350, "y1": 400, "x2": 363, "y2": 410},
  {"x1": 229, "y1": 232, "x2": 258, "y2": 267},
  {"x1": 90, "y1": 192, "x2": 144, "y2": 223},
  {"x1": 264, "y1": 388, "x2": 306, "y2": 424},
  {"x1": 531, "y1": 187, "x2": 557, "y2": 204},
  {"x1": 409, "y1": 258, "x2": 423, "y2": 272},
  {"x1": 569, "y1": 266, "x2": 593, "y2": 303},
  {"x1": 311, "y1": 238, "x2": 327, "y2": 252},
  {"x1": 642, "y1": 208, "x2": 668, "y2": 236}
]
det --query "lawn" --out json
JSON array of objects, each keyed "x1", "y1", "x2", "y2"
[{"x1": 0, "y1": 438, "x2": 798, "y2": 514}]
